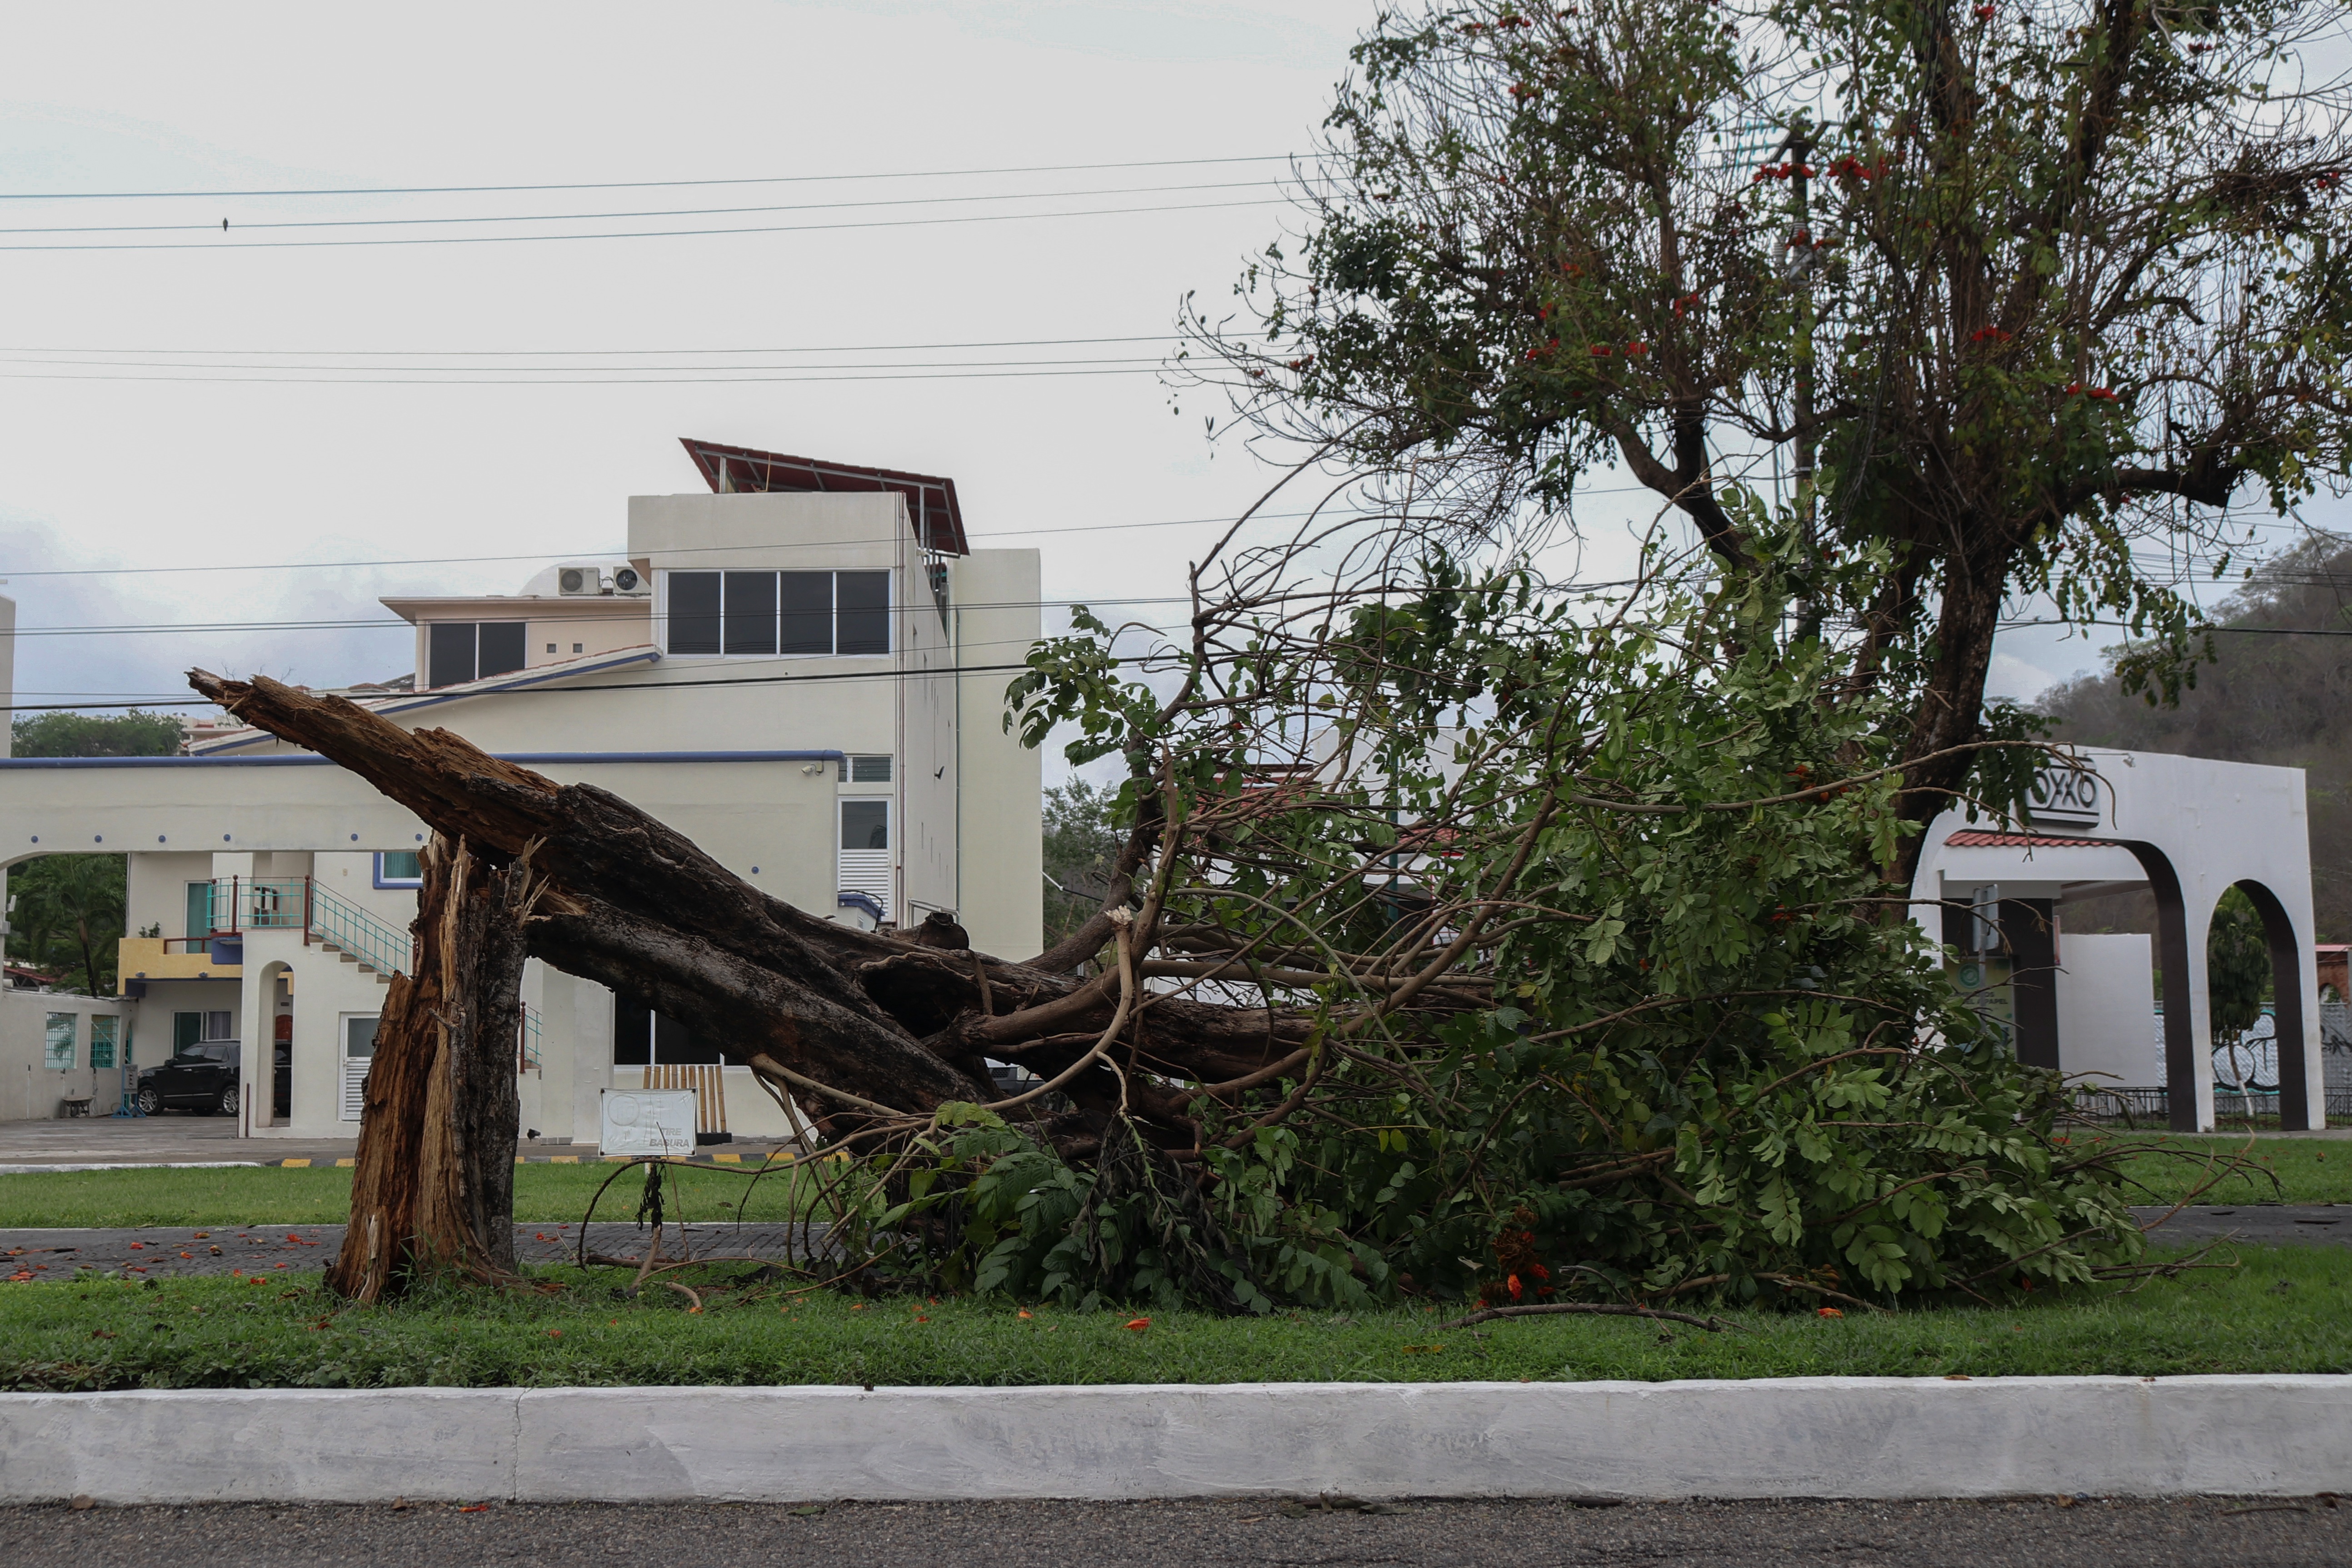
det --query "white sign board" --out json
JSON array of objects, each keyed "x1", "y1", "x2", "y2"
[
  {"x1": 599, "y1": 1088, "x2": 699, "y2": 1158},
  {"x1": 2025, "y1": 764, "x2": 2107, "y2": 830}
]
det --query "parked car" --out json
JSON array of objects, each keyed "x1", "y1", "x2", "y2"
[{"x1": 136, "y1": 1042, "x2": 243, "y2": 1115}]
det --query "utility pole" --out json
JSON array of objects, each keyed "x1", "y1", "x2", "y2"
[{"x1": 1786, "y1": 117, "x2": 1818, "y2": 548}]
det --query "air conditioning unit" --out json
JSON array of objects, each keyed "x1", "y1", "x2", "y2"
[
  {"x1": 555, "y1": 565, "x2": 608, "y2": 596},
  {"x1": 611, "y1": 565, "x2": 649, "y2": 595}
]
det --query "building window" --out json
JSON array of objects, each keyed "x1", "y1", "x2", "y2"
[
  {"x1": 841, "y1": 799, "x2": 889, "y2": 850},
  {"x1": 90, "y1": 1015, "x2": 117, "y2": 1069},
  {"x1": 185, "y1": 881, "x2": 213, "y2": 941},
  {"x1": 43, "y1": 1013, "x2": 74, "y2": 1069},
  {"x1": 612, "y1": 996, "x2": 726, "y2": 1065},
  {"x1": 426, "y1": 621, "x2": 527, "y2": 688},
  {"x1": 661, "y1": 570, "x2": 891, "y2": 657},
  {"x1": 847, "y1": 754, "x2": 893, "y2": 784},
  {"x1": 374, "y1": 851, "x2": 424, "y2": 888}
]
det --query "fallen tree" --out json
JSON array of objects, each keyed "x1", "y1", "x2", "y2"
[{"x1": 191, "y1": 520, "x2": 2162, "y2": 1312}]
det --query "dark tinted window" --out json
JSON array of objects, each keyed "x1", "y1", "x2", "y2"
[
  {"x1": 427, "y1": 623, "x2": 476, "y2": 689},
  {"x1": 477, "y1": 621, "x2": 527, "y2": 679},
  {"x1": 841, "y1": 800, "x2": 889, "y2": 850},
  {"x1": 723, "y1": 572, "x2": 778, "y2": 655},
  {"x1": 667, "y1": 572, "x2": 722, "y2": 655},
  {"x1": 779, "y1": 572, "x2": 832, "y2": 655},
  {"x1": 612, "y1": 997, "x2": 652, "y2": 1065},
  {"x1": 613, "y1": 995, "x2": 724, "y2": 1064},
  {"x1": 655, "y1": 1014, "x2": 725, "y2": 1064},
  {"x1": 837, "y1": 571, "x2": 890, "y2": 655}
]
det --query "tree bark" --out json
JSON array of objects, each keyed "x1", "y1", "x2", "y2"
[
  {"x1": 324, "y1": 834, "x2": 529, "y2": 1301},
  {"x1": 189, "y1": 670, "x2": 1322, "y2": 1162}
]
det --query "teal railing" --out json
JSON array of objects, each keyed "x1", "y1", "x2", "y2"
[{"x1": 205, "y1": 877, "x2": 414, "y2": 978}]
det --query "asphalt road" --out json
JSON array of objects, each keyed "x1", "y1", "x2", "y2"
[
  {"x1": 0, "y1": 1222, "x2": 824, "y2": 1279},
  {"x1": 7, "y1": 1496, "x2": 2349, "y2": 1567}
]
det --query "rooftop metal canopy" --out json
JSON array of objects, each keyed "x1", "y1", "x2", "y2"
[{"x1": 678, "y1": 438, "x2": 969, "y2": 557}]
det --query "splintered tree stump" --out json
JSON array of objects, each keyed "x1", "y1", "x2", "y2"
[{"x1": 325, "y1": 835, "x2": 529, "y2": 1302}]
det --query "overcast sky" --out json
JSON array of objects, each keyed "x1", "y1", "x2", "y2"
[{"x1": 0, "y1": 1, "x2": 2335, "y2": 744}]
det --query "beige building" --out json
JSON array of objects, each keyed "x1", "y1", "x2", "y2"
[{"x1": 0, "y1": 441, "x2": 1042, "y2": 1143}]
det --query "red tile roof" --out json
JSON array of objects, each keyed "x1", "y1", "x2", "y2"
[{"x1": 1943, "y1": 830, "x2": 2124, "y2": 849}]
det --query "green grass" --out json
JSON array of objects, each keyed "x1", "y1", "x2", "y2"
[
  {"x1": 0, "y1": 1161, "x2": 827, "y2": 1230},
  {"x1": 5, "y1": 1135, "x2": 2339, "y2": 1232},
  {"x1": 3, "y1": 1245, "x2": 2347, "y2": 1392},
  {"x1": 2077, "y1": 1134, "x2": 2351, "y2": 1207}
]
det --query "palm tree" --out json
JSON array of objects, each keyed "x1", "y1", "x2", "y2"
[{"x1": 13, "y1": 856, "x2": 126, "y2": 997}]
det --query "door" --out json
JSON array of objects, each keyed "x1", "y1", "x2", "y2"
[
  {"x1": 341, "y1": 1015, "x2": 378, "y2": 1121},
  {"x1": 184, "y1": 883, "x2": 213, "y2": 944},
  {"x1": 838, "y1": 799, "x2": 892, "y2": 919}
]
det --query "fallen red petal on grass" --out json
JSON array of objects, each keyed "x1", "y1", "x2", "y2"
[
  {"x1": 1125, "y1": 1318, "x2": 1152, "y2": 1332},
  {"x1": 1018, "y1": 1310, "x2": 1034, "y2": 1320},
  {"x1": 1818, "y1": 1307, "x2": 1844, "y2": 1319},
  {"x1": 547, "y1": 1330, "x2": 563, "y2": 1338}
]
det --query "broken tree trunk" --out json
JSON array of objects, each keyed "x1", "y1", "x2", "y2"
[
  {"x1": 324, "y1": 834, "x2": 530, "y2": 1302},
  {"x1": 188, "y1": 671, "x2": 1314, "y2": 1162}
]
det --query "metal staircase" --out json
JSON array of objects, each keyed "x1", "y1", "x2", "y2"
[{"x1": 206, "y1": 877, "x2": 413, "y2": 983}]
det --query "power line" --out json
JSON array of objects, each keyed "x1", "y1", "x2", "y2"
[
  {"x1": 0, "y1": 512, "x2": 1315, "y2": 580},
  {"x1": 0, "y1": 489, "x2": 1668, "y2": 584},
  {"x1": 0, "y1": 195, "x2": 1287, "y2": 253},
  {"x1": 0, "y1": 332, "x2": 1222, "y2": 357},
  {"x1": 0, "y1": 179, "x2": 1287, "y2": 238},
  {"x1": 0, "y1": 155, "x2": 1306, "y2": 203},
  {"x1": 0, "y1": 600, "x2": 1193, "y2": 639},
  {"x1": 0, "y1": 366, "x2": 1172, "y2": 387}
]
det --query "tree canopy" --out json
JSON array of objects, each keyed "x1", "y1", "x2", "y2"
[{"x1": 1189, "y1": 0, "x2": 2352, "y2": 878}]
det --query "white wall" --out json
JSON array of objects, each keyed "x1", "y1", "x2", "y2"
[
  {"x1": 952, "y1": 548, "x2": 1044, "y2": 960},
  {"x1": 2056, "y1": 932, "x2": 2160, "y2": 1089},
  {"x1": 0, "y1": 991, "x2": 128, "y2": 1123}
]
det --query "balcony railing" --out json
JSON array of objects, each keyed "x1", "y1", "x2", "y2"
[{"x1": 193, "y1": 877, "x2": 414, "y2": 979}]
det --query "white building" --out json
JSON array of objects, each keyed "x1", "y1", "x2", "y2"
[
  {"x1": 0, "y1": 440, "x2": 1043, "y2": 1143},
  {"x1": 1909, "y1": 749, "x2": 2326, "y2": 1132}
]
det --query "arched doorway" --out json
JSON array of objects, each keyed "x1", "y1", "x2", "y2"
[{"x1": 2214, "y1": 880, "x2": 2313, "y2": 1130}]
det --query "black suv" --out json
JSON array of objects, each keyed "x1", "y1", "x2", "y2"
[{"x1": 136, "y1": 1042, "x2": 243, "y2": 1116}]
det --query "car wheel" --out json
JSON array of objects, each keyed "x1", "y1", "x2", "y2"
[
  {"x1": 216, "y1": 1084, "x2": 240, "y2": 1118},
  {"x1": 136, "y1": 1085, "x2": 161, "y2": 1115}
]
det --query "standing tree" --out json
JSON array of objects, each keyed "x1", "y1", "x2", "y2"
[
  {"x1": 6, "y1": 709, "x2": 184, "y2": 990},
  {"x1": 1188, "y1": 0, "x2": 2352, "y2": 879},
  {"x1": 12, "y1": 856, "x2": 128, "y2": 1000}
]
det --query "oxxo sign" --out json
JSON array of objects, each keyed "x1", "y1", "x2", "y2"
[{"x1": 2026, "y1": 764, "x2": 2106, "y2": 829}]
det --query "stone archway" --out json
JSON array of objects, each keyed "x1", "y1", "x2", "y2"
[
  {"x1": 2219, "y1": 880, "x2": 2314, "y2": 1130},
  {"x1": 2115, "y1": 842, "x2": 2200, "y2": 1133}
]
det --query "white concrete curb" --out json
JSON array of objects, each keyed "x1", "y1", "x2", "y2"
[{"x1": 4, "y1": 1377, "x2": 2348, "y2": 1505}]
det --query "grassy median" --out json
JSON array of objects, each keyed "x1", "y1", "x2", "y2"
[
  {"x1": 1, "y1": 1133, "x2": 2339, "y2": 1231},
  {"x1": 1, "y1": 1243, "x2": 2347, "y2": 1392}
]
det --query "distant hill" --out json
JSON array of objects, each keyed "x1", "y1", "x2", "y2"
[{"x1": 2034, "y1": 535, "x2": 2352, "y2": 941}]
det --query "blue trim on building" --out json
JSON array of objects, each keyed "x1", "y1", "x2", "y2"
[
  {"x1": 373, "y1": 851, "x2": 424, "y2": 889},
  {"x1": 837, "y1": 890, "x2": 887, "y2": 922},
  {"x1": 0, "y1": 750, "x2": 845, "y2": 769}
]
